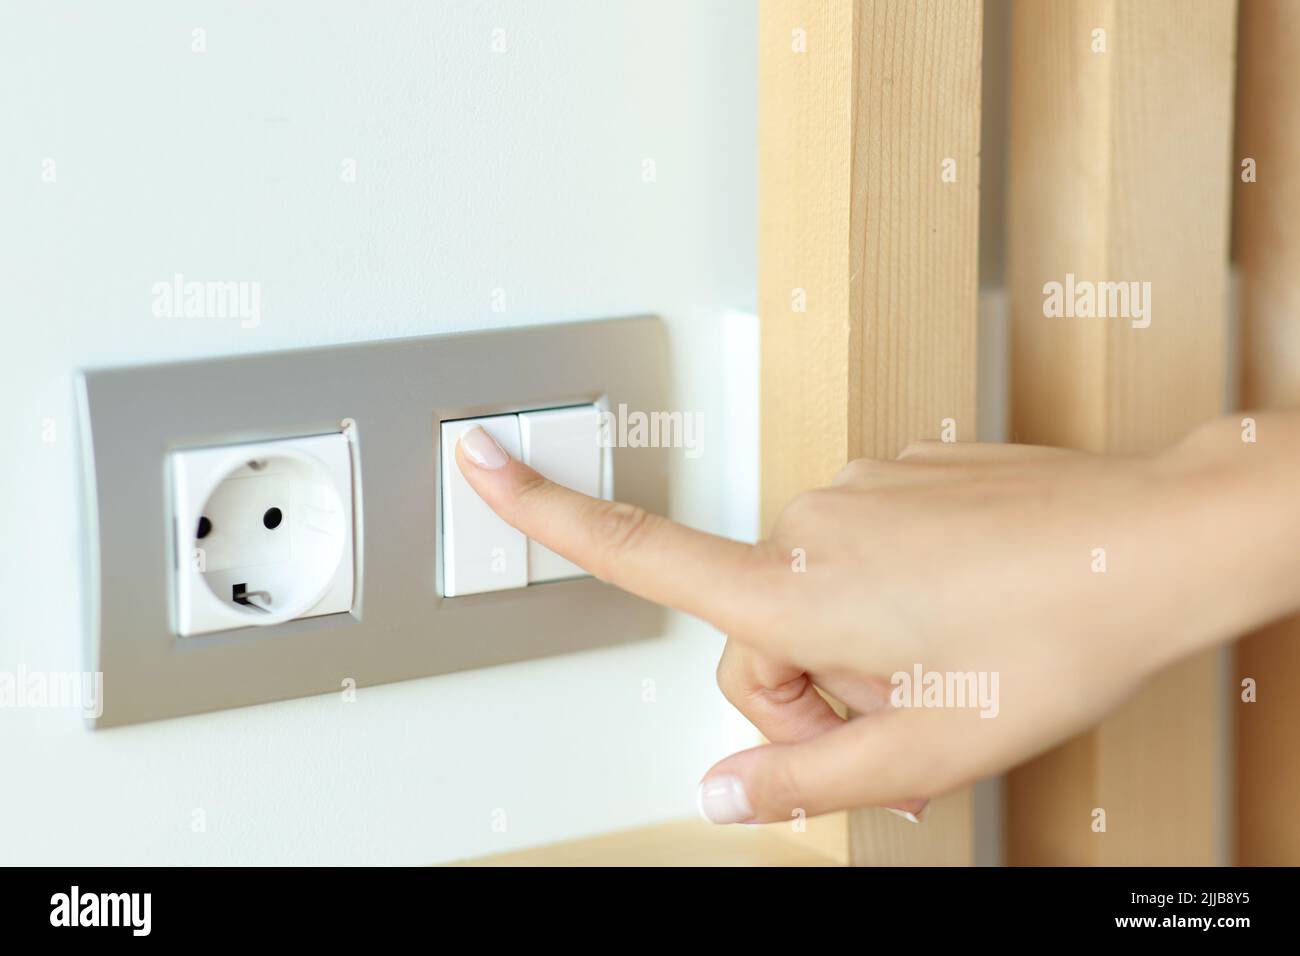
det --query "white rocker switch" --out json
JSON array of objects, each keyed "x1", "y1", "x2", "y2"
[
  {"x1": 440, "y1": 415, "x2": 528, "y2": 596},
  {"x1": 519, "y1": 405, "x2": 606, "y2": 583}
]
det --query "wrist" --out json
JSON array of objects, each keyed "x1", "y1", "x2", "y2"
[{"x1": 1154, "y1": 414, "x2": 1300, "y2": 658}]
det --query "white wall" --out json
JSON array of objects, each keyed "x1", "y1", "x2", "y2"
[{"x1": 0, "y1": 1, "x2": 758, "y2": 864}]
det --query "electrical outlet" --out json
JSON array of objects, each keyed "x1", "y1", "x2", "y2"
[
  {"x1": 78, "y1": 316, "x2": 668, "y2": 726},
  {"x1": 170, "y1": 432, "x2": 355, "y2": 636}
]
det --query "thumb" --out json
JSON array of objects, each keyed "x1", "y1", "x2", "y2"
[{"x1": 696, "y1": 707, "x2": 956, "y2": 824}]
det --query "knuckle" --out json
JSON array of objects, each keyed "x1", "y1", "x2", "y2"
[
  {"x1": 715, "y1": 647, "x2": 805, "y2": 713},
  {"x1": 513, "y1": 471, "x2": 550, "y2": 502},
  {"x1": 757, "y1": 673, "x2": 811, "y2": 706},
  {"x1": 588, "y1": 500, "x2": 656, "y2": 578},
  {"x1": 716, "y1": 662, "x2": 747, "y2": 710},
  {"x1": 773, "y1": 489, "x2": 838, "y2": 534},
  {"x1": 831, "y1": 458, "x2": 872, "y2": 486},
  {"x1": 715, "y1": 647, "x2": 741, "y2": 696},
  {"x1": 897, "y1": 439, "x2": 940, "y2": 461},
  {"x1": 777, "y1": 490, "x2": 820, "y2": 525},
  {"x1": 831, "y1": 457, "x2": 896, "y2": 486},
  {"x1": 506, "y1": 472, "x2": 551, "y2": 521},
  {"x1": 756, "y1": 755, "x2": 803, "y2": 819}
]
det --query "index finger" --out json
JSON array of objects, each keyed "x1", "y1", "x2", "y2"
[{"x1": 454, "y1": 425, "x2": 777, "y2": 636}]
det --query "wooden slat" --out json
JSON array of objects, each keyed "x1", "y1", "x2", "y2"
[
  {"x1": 1005, "y1": 0, "x2": 1238, "y2": 865},
  {"x1": 450, "y1": 819, "x2": 842, "y2": 867},
  {"x1": 760, "y1": 0, "x2": 982, "y2": 865},
  {"x1": 1232, "y1": 0, "x2": 1300, "y2": 866}
]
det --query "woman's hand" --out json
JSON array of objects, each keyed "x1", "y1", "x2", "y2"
[{"x1": 455, "y1": 415, "x2": 1300, "y2": 824}]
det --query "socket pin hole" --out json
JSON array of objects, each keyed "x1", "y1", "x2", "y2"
[
  {"x1": 196, "y1": 516, "x2": 212, "y2": 539},
  {"x1": 232, "y1": 582, "x2": 271, "y2": 611},
  {"x1": 263, "y1": 507, "x2": 283, "y2": 530}
]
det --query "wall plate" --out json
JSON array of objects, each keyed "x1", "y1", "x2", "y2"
[{"x1": 76, "y1": 316, "x2": 670, "y2": 727}]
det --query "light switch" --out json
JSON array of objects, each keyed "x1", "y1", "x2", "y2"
[
  {"x1": 440, "y1": 415, "x2": 528, "y2": 596},
  {"x1": 519, "y1": 405, "x2": 606, "y2": 583}
]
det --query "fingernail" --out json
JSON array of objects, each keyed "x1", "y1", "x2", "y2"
[
  {"x1": 459, "y1": 426, "x2": 510, "y2": 469},
  {"x1": 697, "y1": 775, "x2": 754, "y2": 825},
  {"x1": 885, "y1": 804, "x2": 929, "y2": 824}
]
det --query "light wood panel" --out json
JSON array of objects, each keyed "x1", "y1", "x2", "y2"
[
  {"x1": 760, "y1": 0, "x2": 982, "y2": 865},
  {"x1": 1005, "y1": 0, "x2": 1238, "y2": 865},
  {"x1": 451, "y1": 819, "x2": 841, "y2": 867},
  {"x1": 1232, "y1": 0, "x2": 1300, "y2": 866}
]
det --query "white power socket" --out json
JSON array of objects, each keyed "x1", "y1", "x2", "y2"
[{"x1": 170, "y1": 432, "x2": 355, "y2": 636}]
